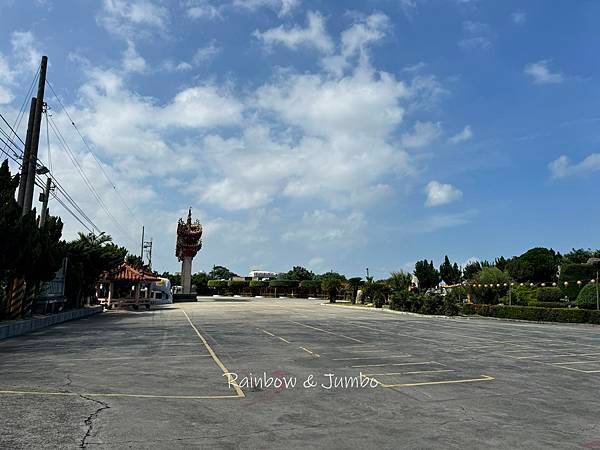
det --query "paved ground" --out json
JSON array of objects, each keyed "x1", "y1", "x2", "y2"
[{"x1": 1, "y1": 298, "x2": 600, "y2": 449}]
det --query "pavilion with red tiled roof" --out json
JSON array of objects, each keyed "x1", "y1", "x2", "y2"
[{"x1": 98, "y1": 263, "x2": 160, "y2": 310}]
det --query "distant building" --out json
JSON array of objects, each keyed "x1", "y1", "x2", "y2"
[{"x1": 249, "y1": 270, "x2": 280, "y2": 281}]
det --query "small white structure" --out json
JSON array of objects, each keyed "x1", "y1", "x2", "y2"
[{"x1": 249, "y1": 270, "x2": 280, "y2": 281}]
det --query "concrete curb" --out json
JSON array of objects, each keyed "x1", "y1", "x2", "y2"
[{"x1": 0, "y1": 306, "x2": 103, "y2": 340}]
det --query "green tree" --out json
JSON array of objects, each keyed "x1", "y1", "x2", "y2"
[
  {"x1": 439, "y1": 256, "x2": 461, "y2": 285},
  {"x1": 282, "y1": 266, "x2": 314, "y2": 281},
  {"x1": 64, "y1": 233, "x2": 127, "y2": 308},
  {"x1": 387, "y1": 271, "x2": 411, "y2": 293},
  {"x1": 494, "y1": 256, "x2": 508, "y2": 272},
  {"x1": 321, "y1": 276, "x2": 342, "y2": 303},
  {"x1": 208, "y1": 265, "x2": 237, "y2": 280},
  {"x1": 469, "y1": 267, "x2": 510, "y2": 304},
  {"x1": 463, "y1": 261, "x2": 482, "y2": 280},
  {"x1": 563, "y1": 248, "x2": 600, "y2": 264},
  {"x1": 414, "y1": 260, "x2": 440, "y2": 290},
  {"x1": 346, "y1": 277, "x2": 362, "y2": 304},
  {"x1": 191, "y1": 272, "x2": 209, "y2": 294},
  {"x1": 506, "y1": 247, "x2": 560, "y2": 283},
  {"x1": 160, "y1": 272, "x2": 181, "y2": 287}
]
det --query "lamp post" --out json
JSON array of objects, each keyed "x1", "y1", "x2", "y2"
[{"x1": 587, "y1": 258, "x2": 600, "y2": 311}]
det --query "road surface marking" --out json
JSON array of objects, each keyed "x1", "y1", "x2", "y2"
[
  {"x1": 352, "y1": 361, "x2": 445, "y2": 368},
  {"x1": 364, "y1": 369, "x2": 455, "y2": 376},
  {"x1": 182, "y1": 309, "x2": 245, "y2": 398},
  {"x1": 373, "y1": 374, "x2": 495, "y2": 388},
  {"x1": 0, "y1": 390, "x2": 242, "y2": 400},
  {"x1": 332, "y1": 355, "x2": 411, "y2": 361},
  {"x1": 300, "y1": 347, "x2": 320, "y2": 357},
  {"x1": 260, "y1": 329, "x2": 291, "y2": 343},
  {"x1": 288, "y1": 321, "x2": 364, "y2": 343}
]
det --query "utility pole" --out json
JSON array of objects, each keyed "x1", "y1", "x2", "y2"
[
  {"x1": 140, "y1": 226, "x2": 145, "y2": 259},
  {"x1": 17, "y1": 98, "x2": 37, "y2": 208},
  {"x1": 144, "y1": 238, "x2": 153, "y2": 270},
  {"x1": 38, "y1": 177, "x2": 52, "y2": 228},
  {"x1": 23, "y1": 55, "x2": 48, "y2": 214}
]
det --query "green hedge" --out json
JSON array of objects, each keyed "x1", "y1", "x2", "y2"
[
  {"x1": 269, "y1": 279, "x2": 299, "y2": 288},
  {"x1": 249, "y1": 280, "x2": 268, "y2": 288},
  {"x1": 299, "y1": 280, "x2": 321, "y2": 290},
  {"x1": 577, "y1": 284, "x2": 599, "y2": 310},
  {"x1": 462, "y1": 304, "x2": 600, "y2": 324},
  {"x1": 207, "y1": 280, "x2": 228, "y2": 288},
  {"x1": 228, "y1": 280, "x2": 249, "y2": 288},
  {"x1": 559, "y1": 263, "x2": 596, "y2": 300},
  {"x1": 536, "y1": 287, "x2": 562, "y2": 303},
  {"x1": 390, "y1": 292, "x2": 459, "y2": 316}
]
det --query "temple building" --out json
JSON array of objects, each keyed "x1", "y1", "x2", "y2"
[{"x1": 176, "y1": 208, "x2": 203, "y2": 294}]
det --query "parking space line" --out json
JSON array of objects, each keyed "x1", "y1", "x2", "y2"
[
  {"x1": 0, "y1": 390, "x2": 242, "y2": 400},
  {"x1": 374, "y1": 374, "x2": 495, "y2": 388},
  {"x1": 332, "y1": 355, "x2": 411, "y2": 361},
  {"x1": 260, "y1": 328, "x2": 291, "y2": 344},
  {"x1": 553, "y1": 360, "x2": 600, "y2": 365},
  {"x1": 182, "y1": 310, "x2": 245, "y2": 398},
  {"x1": 300, "y1": 347, "x2": 320, "y2": 357},
  {"x1": 364, "y1": 369, "x2": 455, "y2": 376},
  {"x1": 288, "y1": 320, "x2": 364, "y2": 343},
  {"x1": 352, "y1": 361, "x2": 445, "y2": 368}
]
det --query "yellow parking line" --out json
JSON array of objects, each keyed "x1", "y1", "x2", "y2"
[
  {"x1": 0, "y1": 390, "x2": 242, "y2": 400},
  {"x1": 300, "y1": 347, "x2": 320, "y2": 357},
  {"x1": 376, "y1": 374, "x2": 495, "y2": 388},
  {"x1": 288, "y1": 321, "x2": 364, "y2": 343},
  {"x1": 352, "y1": 361, "x2": 445, "y2": 368},
  {"x1": 182, "y1": 310, "x2": 245, "y2": 398},
  {"x1": 364, "y1": 369, "x2": 455, "y2": 377}
]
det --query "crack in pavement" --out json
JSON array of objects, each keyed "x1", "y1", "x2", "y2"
[{"x1": 79, "y1": 395, "x2": 110, "y2": 449}]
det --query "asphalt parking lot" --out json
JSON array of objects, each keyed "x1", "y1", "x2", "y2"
[{"x1": 1, "y1": 298, "x2": 600, "y2": 449}]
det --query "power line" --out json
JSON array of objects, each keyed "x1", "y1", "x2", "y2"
[
  {"x1": 0, "y1": 67, "x2": 39, "y2": 155},
  {"x1": 46, "y1": 79, "x2": 144, "y2": 229},
  {"x1": 47, "y1": 114, "x2": 136, "y2": 245}
]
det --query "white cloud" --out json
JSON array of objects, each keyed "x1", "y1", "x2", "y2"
[
  {"x1": 254, "y1": 11, "x2": 333, "y2": 53},
  {"x1": 322, "y1": 12, "x2": 390, "y2": 76},
  {"x1": 122, "y1": 40, "x2": 147, "y2": 73},
  {"x1": 0, "y1": 53, "x2": 15, "y2": 104},
  {"x1": 11, "y1": 31, "x2": 42, "y2": 71},
  {"x1": 98, "y1": 0, "x2": 168, "y2": 39},
  {"x1": 192, "y1": 41, "x2": 221, "y2": 64},
  {"x1": 183, "y1": 0, "x2": 221, "y2": 20},
  {"x1": 425, "y1": 181, "x2": 463, "y2": 207},
  {"x1": 524, "y1": 60, "x2": 564, "y2": 84},
  {"x1": 458, "y1": 36, "x2": 491, "y2": 50},
  {"x1": 549, "y1": 154, "x2": 600, "y2": 179},
  {"x1": 462, "y1": 21, "x2": 489, "y2": 34},
  {"x1": 449, "y1": 125, "x2": 472, "y2": 144},
  {"x1": 234, "y1": 0, "x2": 300, "y2": 17},
  {"x1": 282, "y1": 210, "x2": 367, "y2": 249},
  {"x1": 255, "y1": 64, "x2": 407, "y2": 139},
  {"x1": 402, "y1": 121, "x2": 441, "y2": 149},
  {"x1": 512, "y1": 11, "x2": 526, "y2": 25}
]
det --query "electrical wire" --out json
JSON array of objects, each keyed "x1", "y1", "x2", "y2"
[{"x1": 46, "y1": 79, "x2": 144, "y2": 229}]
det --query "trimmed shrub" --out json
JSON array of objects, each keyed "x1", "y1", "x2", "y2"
[
  {"x1": 559, "y1": 263, "x2": 596, "y2": 300},
  {"x1": 299, "y1": 280, "x2": 321, "y2": 291},
  {"x1": 462, "y1": 304, "x2": 600, "y2": 324},
  {"x1": 507, "y1": 284, "x2": 537, "y2": 306},
  {"x1": 207, "y1": 280, "x2": 228, "y2": 288},
  {"x1": 529, "y1": 301, "x2": 568, "y2": 309},
  {"x1": 228, "y1": 280, "x2": 249, "y2": 288},
  {"x1": 249, "y1": 280, "x2": 268, "y2": 288},
  {"x1": 577, "y1": 283, "x2": 599, "y2": 310},
  {"x1": 536, "y1": 287, "x2": 563, "y2": 304},
  {"x1": 269, "y1": 279, "x2": 299, "y2": 289}
]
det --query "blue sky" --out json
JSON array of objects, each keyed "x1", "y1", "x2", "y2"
[{"x1": 1, "y1": 0, "x2": 599, "y2": 278}]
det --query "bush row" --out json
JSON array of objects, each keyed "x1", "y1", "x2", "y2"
[
  {"x1": 389, "y1": 292, "x2": 460, "y2": 316},
  {"x1": 462, "y1": 304, "x2": 600, "y2": 324}
]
